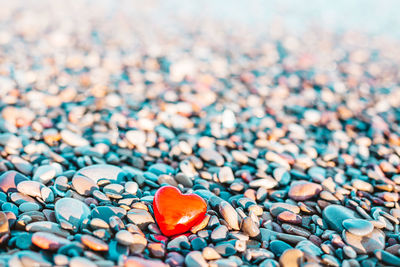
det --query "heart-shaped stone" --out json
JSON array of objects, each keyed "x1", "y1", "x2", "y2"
[{"x1": 153, "y1": 186, "x2": 207, "y2": 236}]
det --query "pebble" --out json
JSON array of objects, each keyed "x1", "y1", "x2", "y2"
[
  {"x1": 91, "y1": 206, "x2": 126, "y2": 221},
  {"x1": 70, "y1": 257, "x2": 97, "y2": 267},
  {"x1": 185, "y1": 251, "x2": 208, "y2": 267},
  {"x1": 211, "y1": 225, "x2": 228, "y2": 242},
  {"x1": 279, "y1": 248, "x2": 304, "y2": 267},
  {"x1": 0, "y1": 171, "x2": 28, "y2": 193},
  {"x1": 31, "y1": 232, "x2": 70, "y2": 250},
  {"x1": 352, "y1": 179, "x2": 374, "y2": 193},
  {"x1": 323, "y1": 205, "x2": 360, "y2": 232},
  {"x1": 19, "y1": 202, "x2": 40, "y2": 213},
  {"x1": 199, "y1": 149, "x2": 224, "y2": 166},
  {"x1": 219, "y1": 201, "x2": 240, "y2": 230},
  {"x1": 277, "y1": 211, "x2": 302, "y2": 224},
  {"x1": 54, "y1": 198, "x2": 90, "y2": 229},
  {"x1": 249, "y1": 177, "x2": 278, "y2": 189},
  {"x1": 72, "y1": 174, "x2": 99, "y2": 196},
  {"x1": 115, "y1": 230, "x2": 135, "y2": 246},
  {"x1": 127, "y1": 209, "x2": 155, "y2": 229},
  {"x1": 26, "y1": 221, "x2": 69, "y2": 237},
  {"x1": 75, "y1": 164, "x2": 126, "y2": 183},
  {"x1": 0, "y1": 211, "x2": 10, "y2": 234},
  {"x1": 241, "y1": 216, "x2": 260, "y2": 238},
  {"x1": 219, "y1": 166, "x2": 235, "y2": 183},
  {"x1": 60, "y1": 130, "x2": 89, "y2": 147},
  {"x1": 374, "y1": 249, "x2": 400, "y2": 266},
  {"x1": 148, "y1": 243, "x2": 166, "y2": 258},
  {"x1": 203, "y1": 247, "x2": 221, "y2": 260},
  {"x1": 32, "y1": 165, "x2": 59, "y2": 185},
  {"x1": 130, "y1": 234, "x2": 148, "y2": 253},
  {"x1": 270, "y1": 240, "x2": 292, "y2": 257},
  {"x1": 81, "y1": 234, "x2": 109, "y2": 251},
  {"x1": 288, "y1": 180, "x2": 322, "y2": 201},
  {"x1": 343, "y1": 228, "x2": 385, "y2": 254},
  {"x1": 125, "y1": 130, "x2": 146, "y2": 146},
  {"x1": 124, "y1": 256, "x2": 167, "y2": 267},
  {"x1": 124, "y1": 181, "x2": 138, "y2": 195},
  {"x1": 342, "y1": 219, "x2": 374, "y2": 236},
  {"x1": 296, "y1": 240, "x2": 323, "y2": 256},
  {"x1": 270, "y1": 203, "x2": 300, "y2": 217}
]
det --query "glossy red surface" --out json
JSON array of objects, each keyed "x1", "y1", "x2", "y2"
[{"x1": 153, "y1": 186, "x2": 207, "y2": 237}]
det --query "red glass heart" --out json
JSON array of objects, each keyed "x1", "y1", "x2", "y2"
[{"x1": 153, "y1": 186, "x2": 207, "y2": 237}]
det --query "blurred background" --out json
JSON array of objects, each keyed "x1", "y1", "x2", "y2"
[{"x1": 1, "y1": 0, "x2": 400, "y2": 38}]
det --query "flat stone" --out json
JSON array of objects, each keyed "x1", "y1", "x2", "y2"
[
  {"x1": 158, "y1": 175, "x2": 178, "y2": 187},
  {"x1": 75, "y1": 164, "x2": 126, "y2": 183},
  {"x1": 342, "y1": 219, "x2": 374, "y2": 236},
  {"x1": 322, "y1": 205, "x2": 360, "y2": 232},
  {"x1": 211, "y1": 225, "x2": 228, "y2": 242},
  {"x1": 33, "y1": 165, "x2": 58, "y2": 185},
  {"x1": 277, "y1": 211, "x2": 302, "y2": 224},
  {"x1": 90, "y1": 218, "x2": 109, "y2": 230},
  {"x1": 130, "y1": 233, "x2": 148, "y2": 253},
  {"x1": 343, "y1": 228, "x2": 385, "y2": 254},
  {"x1": 17, "y1": 180, "x2": 43, "y2": 198},
  {"x1": 270, "y1": 203, "x2": 300, "y2": 217},
  {"x1": 124, "y1": 256, "x2": 167, "y2": 267},
  {"x1": 295, "y1": 240, "x2": 323, "y2": 256},
  {"x1": 218, "y1": 166, "x2": 234, "y2": 183},
  {"x1": 374, "y1": 249, "x2": 400, "y2": 266},
  {"x1": 91, "y1": 206, "x2": 126, "y2": 221},
  {"x1": 127, "y1": 209, "x2": 155, "y2": 230},
  {"x1": 72, "y1": 174, "x2": 98, "y2": 196},
  {"x1": 108, "y1": 240, "x2": 129, "y2": 262},
  {"x1": 249, "y1": 177, "x2": 278, "y2": 190},
  {"x1": 270, "y1": 240, "x2": 292, "y2": 257},
  {"x1": 288, "y1": 180, "x2": 322, "y2": 201},
  {"x1": 15, "y1": 232, "x2": 33, "y2": 250},
  {"x1": 60, "y1": 129, "x2": 89, "y2": 147},
  {"x1": 103, "y1": 183, "x2": 124, "y2": 195},
  {"x1": 148, "y1": 242, "x2": 166, "y2": 258},
  {"x1": 19, "y1": 202, "x2": 40, "y2": 213},
  {"x1": 148, "y1": 163, "x2": 175, "y2": 176},
  {"x1": 307, "y1": 166, "x2": 326, "y2": 182},
  {"x1": 10, "y1": 192, "x2": 39, "y2": 205},
  {"x1": 26, "y1": 221, "x2": 69, "y2": 237},
  {"x1": 219, "y1": 201, "x2": 240, "y2": 230},
  {"x1": 199, "y1": 149, "x2": 224, "y2": 166},
  {"x1": 31, "y1": 232, "x2": 70, "y2": 250},
  {"x1": 126, "y1": 130, "x2": 146, "y2": 146},
  {"x1": 125, "y1": 181, "x2": 138, "y2": 195},
  {"x1": 10, "y1": 156, "x2": 33, "y2": 175},
  {"x1": 174, "y1": 173, "x2": 193, "y2": 188},
  {"x1": 8, "y1": 251, "x2": 51, "y2": 267},
  {"x1": 81, "y1": 234, "x2": 109, "y2": 251},
  {"x1": 241, "y1": 216, "x2": 260, "y2": 238},
  {"x1": 214, "y1": 243, "x2": 236, "y2": 257},
  {"x1": 202, "y1": 247, "x2": 221, "y2": 260},
  {"x1": 185, "y1": 251, "x2": 208, "y2": 267},
  {"x1": 54, "y1": 198, "x2": 90, "y2": 229},
  {"x1": 0, "y1": 133, "x2": 22, "y2": 149},
  {"x1": 352, "y1": 179, "x2": 374, "y2": 193},
  {"x1": 191, "y1": 237, "x2": 207, "y2": 251},
  {"x1": 0, "y1": 171, "x2": 28, "y2": 193},
  {"x1": 0, "y1": 211, "x2": 9, "y2": 234},
  {"x1": 70, "y1": 257, "x2": 97, "y2": 267},
  {"x1": 115, "y1": 230, "x2": 135, "y2": 246}
]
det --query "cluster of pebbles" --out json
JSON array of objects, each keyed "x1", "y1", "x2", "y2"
[{"x1": 1, "y1": 1, "x2": 400, "y2": 267}]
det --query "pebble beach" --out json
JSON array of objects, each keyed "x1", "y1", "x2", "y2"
[{"x1": 0, "y1": 1, "x2": 400, "y2": 266}]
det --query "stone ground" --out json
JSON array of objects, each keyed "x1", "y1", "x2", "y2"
[{"x1": 0, "y1": 1, "x2": 400, "y2": 267}]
